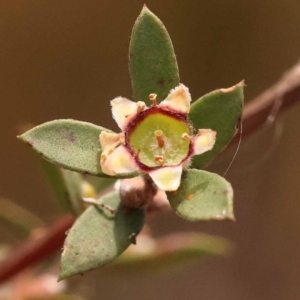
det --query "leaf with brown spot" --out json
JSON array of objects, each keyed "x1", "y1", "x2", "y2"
[
  {"x1": 167, "y1": 169, "x2": 234, "y2": 221},
  {"x1": 18, "y1": 119, "x2": 139, "y2": 179}
]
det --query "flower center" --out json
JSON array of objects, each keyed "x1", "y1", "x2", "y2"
[{"x1": 127, "y1": 107, "x2": 191, "y2": 168}]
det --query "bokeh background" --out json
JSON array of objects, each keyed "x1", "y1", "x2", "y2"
[{"x1": 1, "y1": 0, "x2": 300, "y2": 299}]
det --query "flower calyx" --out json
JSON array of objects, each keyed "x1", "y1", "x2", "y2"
[{"x1": 99, "y1": 84, "x2": 216, "y2": 191}]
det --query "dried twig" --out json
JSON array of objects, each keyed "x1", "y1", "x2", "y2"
[{"x1": 1, "y1": 61, "x2": 300, "y2": 284}]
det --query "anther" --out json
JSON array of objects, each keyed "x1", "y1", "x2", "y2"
[
  {"x1": 182, "y1": 133, "x2": 190, "y2": 140},
  {"x1": 155, "y1": 130, "x2": 164, "y2": 147},
  {"x1": 149, "y1": 93, "x2": 157, "y2": 106},
  {"x1": 154, "y1": 155, "x2": 164, "y2": 166}
]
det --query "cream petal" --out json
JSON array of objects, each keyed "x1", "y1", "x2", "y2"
[
  {"x1": 101, "y1": 145, "x2": 139, "y2": 176},
  {"x1": 99, "y1": 131, "x2": 122, "y2": 169},
  {"x1": 159, "y1": 84, "x2": 191, "y2": 114},
  {"x1": 100, "y1": 131, "x2": 121, "y2": 153},
  {"x1": 193, "y1": 129, "x2": 216, "y2": 155},
  {"x1": 149, "y1": 165, "x2": 182, "y2": 191},
  {"x1": 111, "y1": 97, "x2": 146, "y2": 129}
]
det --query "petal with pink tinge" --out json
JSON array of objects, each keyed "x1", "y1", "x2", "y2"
[{"x1": 111, "y1": 97, "x2": 145, "y2": 129}]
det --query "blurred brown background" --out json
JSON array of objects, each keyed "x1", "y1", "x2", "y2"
[{"x1": 1, "y1": 0, "x2": 300, "y2": 299}]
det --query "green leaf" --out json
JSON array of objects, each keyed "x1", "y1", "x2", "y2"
[
  {"x1": 112, "y1": 232, "x2": 232, "y2": 274},
  {"x1": 59, "y1": 191, "x2": 145, "y2": 280},
  {"x1": 129, "y1": 6, "x2": 180, "y2": 106},
  {"x1": 167, "y1": 169, "x2": 234, "y2": 221},
  {"x1": 41, "y1": 160, "x2": 84, "y2": 215},
  {"x1": 189, "y1": 82, "x2": 244, "y2": 169},
  {"x1": 18, "y1": 119, "x2": 138, "y2": 179}
]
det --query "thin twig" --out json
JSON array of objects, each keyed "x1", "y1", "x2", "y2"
[
  {"x1": 83, "y1": 197, "x2": 116, "y2": 214},
  {"x1": 1, "y1": 61, "x2": 300, "y2": 284}
]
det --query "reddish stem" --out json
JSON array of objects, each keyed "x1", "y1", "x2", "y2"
[{"x1": 0, "y1": 214, "x2": 75, "y2": 283}]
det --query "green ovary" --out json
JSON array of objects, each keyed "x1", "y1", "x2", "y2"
[{"x1": 129, "y1": 113, "x2": 191, "y2": 167}]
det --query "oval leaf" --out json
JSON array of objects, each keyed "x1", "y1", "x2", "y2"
[
  {"x1": 167, "y1": 169, "x2": 234, "y2": 221},
  {"x1": 189, "y1": 82, "x2": 244, "y2": 169},
  {"x1": 129, "y1": 6, "x2": 180, "y2": 105},
  {"x1": 18, "y1": 119, "x2": 138, "y2": 179},
  {"x1": 59, "y1": 191, "x2": 145, "y2": 280}
]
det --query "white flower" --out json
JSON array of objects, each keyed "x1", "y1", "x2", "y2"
[{"x1": 100, "y1": 84, "x2": 216, "y2": 191}]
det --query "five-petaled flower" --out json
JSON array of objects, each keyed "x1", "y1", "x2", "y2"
[{"x1": 99, "y1": 84, "x2": 216, "y2": 191}]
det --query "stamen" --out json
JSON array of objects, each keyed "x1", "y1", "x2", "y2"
[
  {"x1": 154, "y1": 155, "x2": 164, "y2": 166},
  {"x1": 182, "y1": 133, "x2": 190, "y2": 140},
  {"x1": 155, "y1": 130, "x2": 164, "y2": 147},
  {"x1": 149, "y1": 93, "x2": 157, "y2": 106},
  {"x1": 136, "y1": 148, "x2": 141, "y2": 158}
]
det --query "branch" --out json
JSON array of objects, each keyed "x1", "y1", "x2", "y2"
[
  {"x1": 240, "y1": 60, "x2": 300, "y2": 137},
  {"x1": 1, "y1": 61, "x2": 300, "y2": 284},
  {"x1": 0, "y1": 214, "x2": 75, "y2": 283}
]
